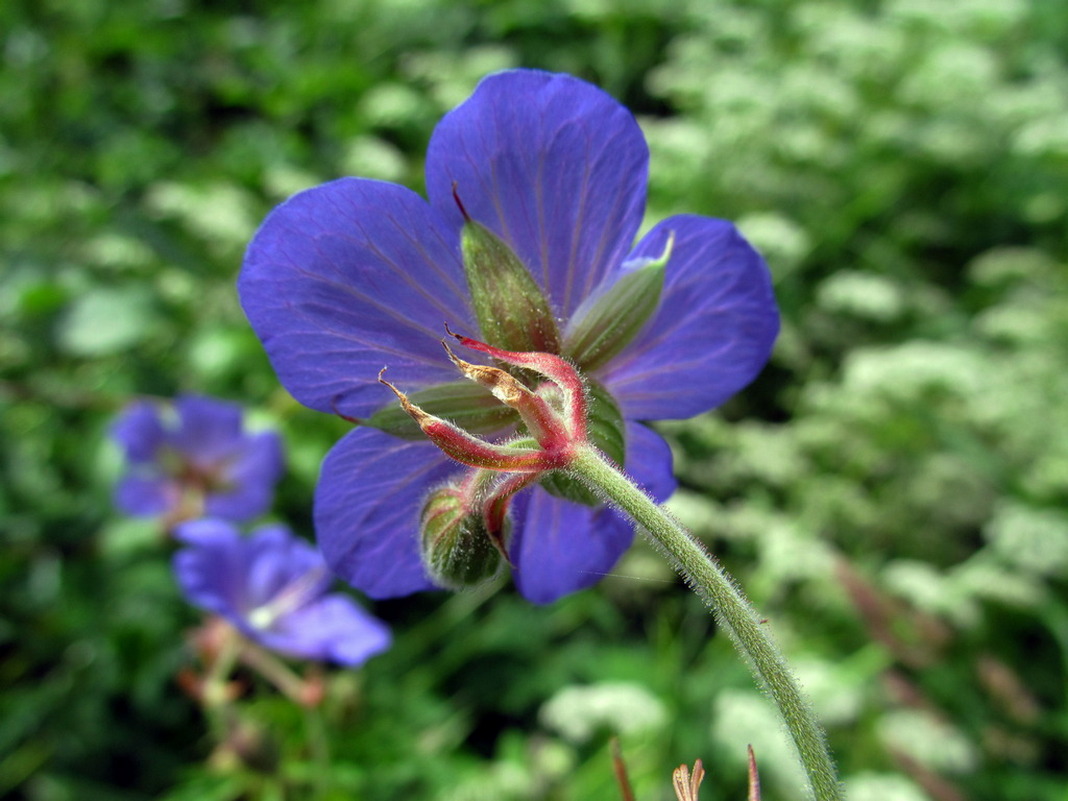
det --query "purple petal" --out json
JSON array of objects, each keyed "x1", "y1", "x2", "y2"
[
  {"x1": 114, "y1": 474, "x2": 176, "y2": 517},
  {"x1": 235, "y1": 430, "x2": 286, "y2": 487},
  {"x1": 258, "y1": 595, "x2": 391, "y2": 666},
  {"x1": 240, "y1": 525, "x2": 330, "y2": 611},
  {"x1": 625, "y1": 421, "x2": 677, "y2": 503},
  {"x1": 204, "y1": 431, "x2": 284, "y2": 522},
  {"x1": 111, "y1": 401, "x2": 164, "y2": 463},
  {"x1": 506, "y1": 422, "x2": 674, "y2": 604},
  {"x1": 425, "y1": 69, "x2": 649, "y2": 321},
  {"x1": 239, "y1": 178, "x2": 476, "y2": 420},
  {"x1": 598, "y1": 216, "x2": 779, "y2": 420},
  {"x1": 173, "y1": 519, "x2": 248, "y2": 618},
  {"x1": 510, "y1": 489, "x2": 635, "y2": 604},
  {"x1": 315, "y1": 427, "x2": 461, "y2": 598},
  {"x1": 171, "y1": 395, "x2": 245, "y2": 461},
  {"x1": 202, "y1": 490, "x2": 269, "y2": 523}
]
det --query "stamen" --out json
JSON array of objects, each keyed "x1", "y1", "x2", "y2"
[
  {"x1": 451, "y1": 182, "x2": 472, "y2": 222},
  {"x1": 672, "y1": 759, "x2": 705, "y2": 801}
]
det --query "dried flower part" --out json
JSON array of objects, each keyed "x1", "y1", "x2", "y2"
[
  {"x1": 366, "y1": 379, "x2": 518, "y2": 439},
  {"x1": 445, "y1": 325, "x2": 587, "y2": 439},
  {"x1": 378, "y1": 368, "x2": 550, "y2": 472},
  {"x1": 747, "y1": 745, "x2": 762, "y2": 801},
  {"x1": 446, "y1": 324, "x2": 586, "y2": 435},
  {"x1": 672, "y1": 759, "x2": 705, "y2": 801},
  {"x1": 610, "y1": 738, "x2": 636, "y2": 801},
  {"x1": 442, "y1": 339, "x2": 561, "y2": 446},
  {"x1": 379, "y1": 327, "x2": 595, "y2": 478}
]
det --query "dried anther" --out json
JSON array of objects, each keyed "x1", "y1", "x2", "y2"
[{"x1": 673, "y1": 759, "x2": 705, "y2": 801}]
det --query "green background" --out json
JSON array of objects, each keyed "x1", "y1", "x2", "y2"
[{"x1": 2, "y1": 0, "x2": 1066, "y2": 799}]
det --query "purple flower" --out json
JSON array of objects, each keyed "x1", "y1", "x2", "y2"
[
  {"x1": 174, "y1": 519, "x2": 391, "y2": 666},
  {"x1": 239, "y1": 70, "x2": 778, "y2": 603},
  {"x1": 111, "y1": 395, "x2": 284, "y2": 524}
]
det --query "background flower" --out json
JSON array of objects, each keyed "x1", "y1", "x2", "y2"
[
  {"x1": 174, "y1": 519, "x2": 391, "y2": 667},
  {"x1": 240, "y1": 69, "x2": 778, "y2": 603},
  {"x1": 111, "y1": 394, "x2": 284, "y2": 525}
]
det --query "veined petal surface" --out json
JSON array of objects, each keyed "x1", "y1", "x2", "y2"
[
  {"x1": 510, "y1": 489, "x2": 634, "y2": 605},
  {"x1": 315, "y1": 427, "x2": 458, "y2": 598},
  {"x1": 625, "y1": 420, "x2": 677, "y2": 503},
  {"x1": 426, "y1": 70, "x2": 649, "y2": 321},
  {"x1": 599, "y1": 216, "x2": 779, "y2": 420},
  {"x1": 240, "y1": 178, "x2": 475, "y2": 420},
  {"x1": 508, "y1": 421, "x2": 674, "y2": 603}
]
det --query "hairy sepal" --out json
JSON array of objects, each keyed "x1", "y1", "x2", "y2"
[
  {"x1": 564, "y1": 235, "x2": 673, "y2": 371},
  {"x1": 461, "y1": 219, "x2": 562, "y2": 354}
]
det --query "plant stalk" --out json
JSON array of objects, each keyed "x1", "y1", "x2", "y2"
[{"x1": 567, "y1": 445, "x2": 842, "y2": 801}]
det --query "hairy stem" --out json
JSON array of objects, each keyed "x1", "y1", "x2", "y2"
[{"x1": 567, "y1": 445, "x2": 842, "y2": 801}]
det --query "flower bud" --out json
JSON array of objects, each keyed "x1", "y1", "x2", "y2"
[{"x1": 420, "y1": 489, "x2": 504, "y2": 590}]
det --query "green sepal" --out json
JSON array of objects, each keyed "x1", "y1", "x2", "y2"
[
  {"x1": 563, "y1": 235, "x2": 673, "y2": 371},
  {"x1": 540, "y1": 381, "x2": 625, "y2": 507},
  {"x1": 461, "y1": 220, "x2": 561, "y2": 354},
  {"x1": 366, "y1": 380, "x2": 518, "y2": 440}
]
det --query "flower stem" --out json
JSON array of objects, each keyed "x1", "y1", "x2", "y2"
[{"x1": 567, "y1": 445, "x2": 842, "y2": 801}]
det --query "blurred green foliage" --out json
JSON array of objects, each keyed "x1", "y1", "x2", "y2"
[{"x1": 1, "y1": 0, "x2": 1066, "y2": 799}]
